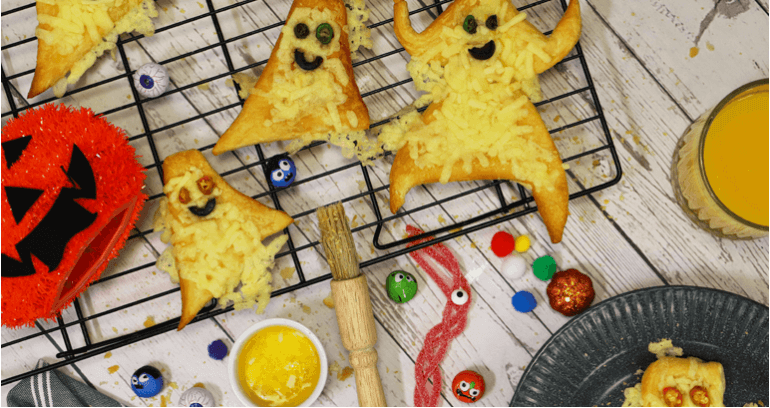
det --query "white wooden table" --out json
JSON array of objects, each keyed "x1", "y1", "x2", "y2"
[{"x1": 2, "y1": 0, "x2": 768, "y2": 406}]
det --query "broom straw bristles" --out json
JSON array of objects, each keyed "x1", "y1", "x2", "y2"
[{"x1": 317, "y1": 202, "x2": 361, "y2": 281}]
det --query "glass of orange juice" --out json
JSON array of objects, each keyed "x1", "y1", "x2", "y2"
[{"x1": 671, "y1": 79, "x2": 769, "y2": 239}]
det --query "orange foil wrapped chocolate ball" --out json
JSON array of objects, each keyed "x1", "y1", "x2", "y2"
[{"x1": 546, "y1": 269, "x2": 595, "y2": 316}]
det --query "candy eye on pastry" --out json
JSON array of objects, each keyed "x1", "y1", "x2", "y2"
[
  {"x1": 316, "y1": 23, "x2": 334, "y2": 44},
  {"x1": 178, "y1": 187, "x2": 191, "y2": 204},
  {"x1": 485, "y1": 15, "x2": 498, "y2": 30},
  {"x1": 463, "y1": 15, "x2": 477, "y2": 34},
  {"x1": 294, "y1": 23, "x2": 310, "y2": 39},
  {"x1": 196, "y1": 176, "x2": 215, "y2": 194}
]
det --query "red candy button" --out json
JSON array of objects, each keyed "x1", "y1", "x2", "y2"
[{"x1": 491, "y1": 231, "x2": 515, "y2": 257}]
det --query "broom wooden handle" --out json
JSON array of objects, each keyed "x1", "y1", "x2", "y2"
[{"x1": 331, "y1": 276, "x2": 387, "y2": 407}]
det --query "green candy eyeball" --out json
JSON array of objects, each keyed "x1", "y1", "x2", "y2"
[{"x1": 386, "y1": 270, "x2": 418, "y2": 303}]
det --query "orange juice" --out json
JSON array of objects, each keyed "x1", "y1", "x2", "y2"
[
  {"x1": 237, "y1": 325, "x2": 321, "y2": 407},
  {"x1": 703, "y1": 91, "x2": 769, "y2": 227},
  {"x1": 671, "y1": 79, "x2": 769, "y2": 239}
]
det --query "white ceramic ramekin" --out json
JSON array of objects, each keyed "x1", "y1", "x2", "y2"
[{"x1": 228, "y1": 318, "x2": 328, "y2": 407}]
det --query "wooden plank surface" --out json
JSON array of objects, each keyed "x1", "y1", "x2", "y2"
[{"x1": 1, "y1": 0, "x2": 767, "y2": 406}]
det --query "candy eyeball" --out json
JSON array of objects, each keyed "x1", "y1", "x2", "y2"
[
  {"x1": 133, "y1": 63, "x2": 168, "y2": 98},
  {"x1": 451, "y1": 288, "x2": 469, "y2": 305},
  {"x1": 178, "y1": 387, "x2": 215, "y2": 407},
  {"x1": 130, "y1": 365, "x2": 163, "y2": 398},
  {"x1": 266, "y1": 155, "x2": 297, "y2": 188},
  {"x1": 386, "y1": 270, "x2": 418, "y2": 303}
]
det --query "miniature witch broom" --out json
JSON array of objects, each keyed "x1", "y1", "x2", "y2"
[{"x1": 317, "y1": 203, "x2": 387, "y2": 407}]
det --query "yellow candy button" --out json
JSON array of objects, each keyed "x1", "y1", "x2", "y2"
[{"x1": 515, "y1": 235, "x2": 530, "y2": 252}]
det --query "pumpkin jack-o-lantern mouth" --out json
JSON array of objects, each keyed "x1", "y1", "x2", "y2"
[{"x1": 3, "y1": 144, "x2": 97, "y2": 278}]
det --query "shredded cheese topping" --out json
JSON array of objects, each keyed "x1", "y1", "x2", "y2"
[
  {"x1": 344, "y1": 0, "x2": 373, "y2": 55},
  {"x1": 378, "y1": 6, "x2": 562, "y2": 188},
  {"x1": 153, "y1": 167, "x2": 287, "y2": 313},
  {"x1": 36, "y1": 0, "x2": 157, "y2": 97}
]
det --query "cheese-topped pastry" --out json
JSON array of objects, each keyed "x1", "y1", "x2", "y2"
[
  {"x1": 379, "y1": 0, "x2": 581, "y2": 243},
  {"x1": 640, "y1": 357, "x2": 725, "y2": 407},
  {"x1": 153, "y1": 150, "x2": 293, "y2": 330},
  {"x1": 29, "y1": 0, "x2": 158, "y2": 98},
  {"x1": 212, "y1": 0, "x2": 379, "y2": 163}
]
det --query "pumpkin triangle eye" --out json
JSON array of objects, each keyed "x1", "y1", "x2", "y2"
[
  {"x1": 2, "y1": 135, "x2": 32, "y2": 168},
  {"x1": 4, "y1": 186, "x2": 43, "y2": 224}
]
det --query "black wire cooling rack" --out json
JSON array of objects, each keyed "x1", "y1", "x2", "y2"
[{"x1": 1, "y1": 0, "x2": 621, "y2": 386}]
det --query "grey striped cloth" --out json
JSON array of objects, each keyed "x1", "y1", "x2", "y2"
[{"x1": 7, "y1": 360, "x2": 125, "y2": 407}]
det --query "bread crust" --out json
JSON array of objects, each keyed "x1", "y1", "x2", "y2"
[
  {"x1": 387, "y1": 0, "x2": 580, "y2": 244},
  {"x1": 640, "y1": 356, "x2": 725, "y2": 407},
  {"x1": 212, "y1": 0, "x2": 370, "y2": 155},
  {"x1": 389, "y1": 101, "x2": 569, "y2": 243},
  {"x1": 161, "y1": 150, "x2": 293, "y2": 329},
  {"x1": 28, "y1": 0, "x2": 145, "y2": 98}
]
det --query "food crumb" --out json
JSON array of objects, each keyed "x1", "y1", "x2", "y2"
[
  {"x1": 104, "y1": 352, "x2": 112, "y2": 359},
  {"x1": 337, "y1": 366, "x2": 354, "y2": 381},
  {"x1": 108, "y1": 365, "x2": 120, "y2": 374},
  {"x1": 302, "y1": 305, "x2": 312, "y2": 314},
  {"x1": 197, "y1": 82, "x2": 210, "y2": 91},
  {"x1": 437, "y1": 214, "x2": 446, "y2": 224},
  {"x1": 144, "y1": 316, "x2": 156, "y2": 328},
  {"x1": 323, "y1": 294, "x2": 335, "y2": 309},
  {"x1": 193, "y1": 382, "x2": 206, "y2": 389},
  {"x1": 706, "y1": 41, "x2": 715, "y2": 51},
  {"x1": 689, "y1": 47, "x2": 699, "y2": 58},
  {"x1": 280, "y1": 267, "x2": 296, "y2": 280}
]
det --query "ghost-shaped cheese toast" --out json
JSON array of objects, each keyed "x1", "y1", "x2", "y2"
[
  {"x1": 380, "y1": 0, "x2": 581, "y2": 243},
  {"x1": 641, "y1": 357, "x2": 725, "y2": 407},
  {"x1": 212, "y1": 0, "x2": 376, "y2": 161},
  {"x1": 28, "y1": 0, "x2": 157, "y2": 98},
  {"x1": 153, "y1": 150, "x2": 293, "y2": 330}
]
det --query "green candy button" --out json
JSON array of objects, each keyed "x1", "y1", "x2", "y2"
[{"x1": 533, "y1": 255, "x2": 557, "y2": 281}]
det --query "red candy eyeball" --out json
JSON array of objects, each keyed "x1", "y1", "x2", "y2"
[
  {"x1": 452, "y1": 370, "x2": 485, "y2": 403},
  {"x1": 491, "y1": 231, "x2": 515, "y2": 257},
  {"x1": 546, "y1": 269, "x2": 595, "y2": 317}
]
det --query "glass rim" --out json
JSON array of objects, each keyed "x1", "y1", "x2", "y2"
[{"x1": 697, "y1": 78, "x2": 769, "y2": 231}]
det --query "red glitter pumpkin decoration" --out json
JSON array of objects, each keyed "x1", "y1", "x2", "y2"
[
  {"x1": 546, "y1": 269, "x2": 595, "y2": 317},
  {"x1": 451, "y1": 370, "x2": 485, "y2": 403},
  {"x1": 2, "y1": 104, "x2": 147, "y2": 328}
]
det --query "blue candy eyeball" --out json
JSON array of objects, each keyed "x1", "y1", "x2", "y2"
[
  {"x1": 133, "y1": 63, "x2": 168, "y2": 98},
  {"x1": 267, "y1": 155, "x2": 297, "y2": 188},
  {"x1": 130, "y1": 365, "x2": 163, "y2": 398}
]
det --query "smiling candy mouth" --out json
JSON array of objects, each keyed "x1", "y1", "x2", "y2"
[
  {"x1": 456, "y1": 388, "x2": 476, "y2": 401},
  {"x1": 468, "y1": 40, "x2": 496, "y2": 60},
  {"x1": 294, "y1": 49, "x2": 324, "y2": 71},
  {"x1": 135, "y1": 384, "x2": 144, "y2": 389},
  {"x1": 285, "y1": 172, "x2": 294, "y2": 181}
]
